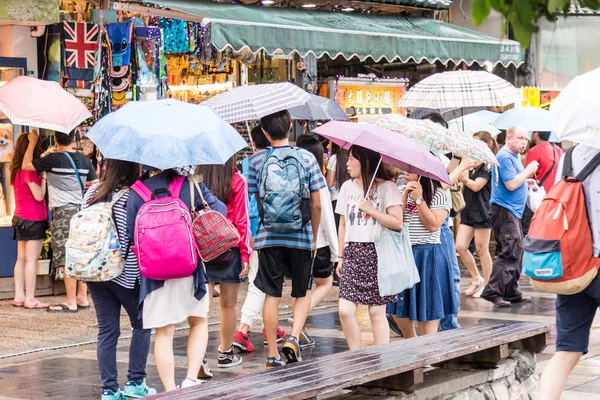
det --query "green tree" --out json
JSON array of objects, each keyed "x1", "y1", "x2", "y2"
[{"x1": 472, "y1": 0, "x2": 600, "y2": 48}]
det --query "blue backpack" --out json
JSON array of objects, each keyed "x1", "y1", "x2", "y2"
[{"x1": 258, "y1": 147, "x2": 311, "y2": 233}]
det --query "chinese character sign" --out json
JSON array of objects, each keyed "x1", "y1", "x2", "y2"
[{"x1": 336, "y1": 83, "x2": 405, "y2": 118}]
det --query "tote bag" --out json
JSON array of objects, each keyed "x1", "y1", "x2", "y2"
[{"x1": 374, "y1": 193, "x2": 420, "y2": 297}]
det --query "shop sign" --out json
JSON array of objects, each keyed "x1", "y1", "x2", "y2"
[
  {"x1": 521, "y1": 87, "x2": 561, "y2": 110},
  {"x1": 540, "y1": 90, "x2": 560, "y2": 110},
  {"x1": 0, "y1": 0, "x2": 59, "y2": 23},
  {"x1": 336, "y1": 83, "x2": 404, "y2": 117}
]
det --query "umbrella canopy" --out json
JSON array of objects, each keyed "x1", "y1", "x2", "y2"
[
  {"x1": 471, "y1": 109, "x2": 500, "y2": 124},
  {"x1": 86, "y1": 99, "x2": 248, "y2": 170},
  {"x1": 202, "y1": 82, "x2": 311, "y2": 123},
  {"x1": 374, "y1": 114, "x2": 498, "y2": 165},
  {"x1": 551, "y1": 67, "x2": 600, "y2": 149},
  {"x1": 288, "y1": 94, "x2": 348, "y2": 121},
  {"x1": 312, "y1": 121, "x2": 450, "y2": 185},
  {"x1": 0, "y1": 76, "x2": 92, "y2": 133},
  {"x1": 448, "y1": 114, "x2": 501, "y2": 137},
  {"x1": 493, "y1": 107, "x2": 554, "y2": 132},
  {"x1": 397, "y1": 71, "x2": 522, "y2": 109}
]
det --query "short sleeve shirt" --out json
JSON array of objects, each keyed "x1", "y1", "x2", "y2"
[
  {"x1": 32, "y1": 152, "x2": 97, "y2": 208},
  {"x1": 462, "y1": 164, "x2": 492, "y2": 222},
  {"x1": 402, "y1": 186, "x2": 450, "y2": 245},
  {"x1": 13, "y1": 170, "x2": 47, "y2": 221},
  {"x1": 490, "y1": 148, "x2": 527, "y2": 219},
  {"x1": 248, "y1": 146, "x2": 326, "y2": 250},
  {"x1": 326, "y1": 154, "x2": 339, "y2": 201},
  {"x1": 335, "y1": 180, "x2": 402, "y2": 243}
]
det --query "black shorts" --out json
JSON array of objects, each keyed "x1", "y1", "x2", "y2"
[
  {"x1": 12, "y1": 216, "x2": 48, "y2": 241},
  {"x1": 313, "y1": 246, "x2": 333, "y2": 279},
  {"x1": 460, "y1": 210, "x2": 491, "y2": 229},
  {"x1": 255, "y1": 247, "x2": 313, "y2": 298}
]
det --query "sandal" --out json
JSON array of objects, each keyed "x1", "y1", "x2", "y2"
[
  {"x1": 12, "y1": 300, "x2": 24, "y2": 307},
  {"x1": 24, "y1": 300, "x2": 50, "y2": 309},
  {"x1": 464, "y1": 277, "x2": 484, "y2": 296},
  {"x1": 77, "y1": 304, "x2": 91, "y2": 310},
  {"x1": 47, "y1": 304, "x2": 78, "y2": 313}
]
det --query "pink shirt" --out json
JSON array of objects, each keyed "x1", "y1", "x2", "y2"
[{"x1": 13, "y1": 170, "x2": 47, "y2": 221}]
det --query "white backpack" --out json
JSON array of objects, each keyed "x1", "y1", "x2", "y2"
[{"x1": 65, "y1": 190, "x2": 128, "y2": 282}]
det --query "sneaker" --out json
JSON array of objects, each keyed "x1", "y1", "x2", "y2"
[
  {"x1": 233, "y1": 330, "x2": 255, "y2": 352},
  {"x1": 286, "y1": 318, "x2": 313, "y2": 348},
  {"x1": 102, "y1": 390, "x2": 125, "y2": 400},
  {"x1": 218, "y1": 346, "x2": 243, "y2": 368},
  {"x1": 262, "y1": 327, "x2": 288, "y2": 345},
  {"x1": 181, "y1": 378, "x2": 204, "y2": 388},
  {"x1": 123, "y1": 379, "x2": 157, "y2": 398},
  {"x1": 266, "y1": 353, "x2": 287, "y2": 370},
  {"x1": 282, "y1": 336, "x2": 302, "y2": 364},
  {"x1": 197, "y1": 357, "x2": 213, "y2": 379}
]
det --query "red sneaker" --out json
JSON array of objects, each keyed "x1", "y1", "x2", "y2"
[
  {"x1": 232, "y1": 330, "x2": 255, "y2": 353},
  {"x1": 263, "y1": 327, "x2": 288, "y2": 345}
]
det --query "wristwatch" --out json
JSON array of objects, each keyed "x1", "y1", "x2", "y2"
[{"x1": 415, "y1": 198, "x2": 424, "y2": 206}]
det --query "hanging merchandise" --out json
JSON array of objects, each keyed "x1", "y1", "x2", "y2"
[
  {"x1": 96, "y1": 27, "x2": 113, "y2": 119},
  {"x1": 196, "y1": 23, "x2": 213, "y2": 65},
  {"x1": 159, "y1": 17, "x2": 191, "y2": 54},
  {"x1": 188, "y1": 22, "x2": 197, "y2": 53},
  {"x1": 106, "y1": 22, "x2": 133, "y2": 67},
  {"x1": 62, "y1": 21, "x2": 101, "y2": 86}
]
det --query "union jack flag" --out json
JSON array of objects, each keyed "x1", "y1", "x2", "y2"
[{"x1": 63, "y1": 22, "x2": 100, "y2": 69}]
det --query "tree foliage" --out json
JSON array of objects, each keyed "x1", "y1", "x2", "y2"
[{"x1": 471, "y1": 0, "x2": 600, "y2": 48}]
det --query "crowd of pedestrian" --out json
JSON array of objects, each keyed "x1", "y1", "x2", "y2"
[{"x1": 7, "y1": 104, "x2": 599, "y2": 400}]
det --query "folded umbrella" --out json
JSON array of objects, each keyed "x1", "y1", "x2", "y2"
[
  {"x1": 0, "y1": 76, "x2": 92, "y2": 133},
  {"x1": 550, "y1": 67, "x2": 600, "y2": 149},
  {"x1": 86, "y1": 99, "x2": 248, "y2": 170},
  {"x1": 202, "y1": 82, "x2": 311, "y2": 123},
  {"x1": 288, "y1": 94, "x2": 349, "y2": 121},
  {"x1": 373, "y1": 114, "x2": 498, "y2": 166},
  {"x1": 313, "y1": 121, "x2": 450, "y2": 185}
]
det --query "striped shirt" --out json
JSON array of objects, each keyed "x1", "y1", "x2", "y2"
[
  {"x1": 248, "y1": 146, "x2": 326, "y2": 250},
  {"x1": 83, "y1": 185, "x2": 138, "y2": 289},
  {"x1": 402, "y1": 186, "x2": 450, "y2": 245}
]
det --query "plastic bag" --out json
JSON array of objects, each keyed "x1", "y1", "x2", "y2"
[
  {"x1": 527, "y1": 186, "x2": 546, "y2": 213},
  {"x1": 375, "y1": 227, "x2": 420, "y2": 297}
]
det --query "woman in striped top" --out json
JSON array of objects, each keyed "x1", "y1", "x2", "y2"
[
  {"x1": 83, "y1": 159, "x2": 157, "y2": 400},
  {"x1": 386, "y1": 173, "x2": 452, "y2": 338}
]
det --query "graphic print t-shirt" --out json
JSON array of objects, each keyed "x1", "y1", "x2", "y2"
[{"x1": 335, "y1": 180, "x2": 402, "y2": 243}]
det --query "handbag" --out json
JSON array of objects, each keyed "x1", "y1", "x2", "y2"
[
  {"x1": 450, "y1": 181, "x2": 466, "y2": 214},
  {"x1": 188, "y1": 177, "x2": 241, "y2": 265},
  {"x1": 373, "y1": 190, "x2": 420, "y2": 297}
]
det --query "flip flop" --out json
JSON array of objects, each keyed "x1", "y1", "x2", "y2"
[
  {"x1": 47, "y1": 304, "x2": 78, "y2": 313},
  {"x1": 12, "y1": 301, "x2": 24, "y2": 307},
  {"x1": 77, "y1": 305, "x2": 91, "y2": 310},
  {"x1": 24, "y1": 301, "x2": 50, "y2": 310}
]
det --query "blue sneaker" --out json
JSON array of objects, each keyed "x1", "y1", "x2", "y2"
[
  {"x1": 123, "y1": 379, "x2": 157, "y2": 398},
  {"x1": 102, "y1": 390, "x2": 125, "y2": 400}
]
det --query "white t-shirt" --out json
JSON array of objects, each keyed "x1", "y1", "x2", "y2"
[
  {"x1": 326, "y1": 154, "x2": 339, "y2": 201},
  {"x1": 402, "y1": 186, "x2": 450, "y2": 245},
  {"x1": 556, "y1": 145, "x2": 600, "y2": 257},
  {"x1": 335, "y1": 179, "x2": 402, "y2": 243}
]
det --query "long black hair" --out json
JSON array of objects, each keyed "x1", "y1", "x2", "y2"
[
  {"x1": 419, "y1": 175, "x2": 443, "y2": 208},
  {"x1": 196, "y1": 156, "x2": 236, "y2": 203},
  {"x1": 296, "y1": 135, "x2": 323, "y2": 170},
  {"x1": 349, "y1": 145, "x2": 390, "y2": 197},
  {"x1": 331, "y1": 143, "x2": 350, "y2": 191},
  {"x1": 10, "y1": 132, "x2": 42, "y2": 185},
  {"x1": 87, "y1": 159, "x2": 141, "y2": 206}
]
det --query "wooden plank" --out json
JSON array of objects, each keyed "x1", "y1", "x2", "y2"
[
  {"x1": 358, "y1": 368, "x2": 424, "y2": 391},
  {"x1": 152, "y1": 322, "x2": 553, "y2": 400},
  {"x1": 450, "y1": 343, "x2": 509, "y2": 366},
  {"x1": 509, "y1": 332, "x2": 549, "y2": 354}
]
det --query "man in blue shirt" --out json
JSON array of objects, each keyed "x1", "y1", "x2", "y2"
[{"x1": 481, "y1": 126, "x2": 539, "y2": 307}]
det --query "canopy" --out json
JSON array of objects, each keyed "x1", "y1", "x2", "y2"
[{"x1": 152, "y1": 0, "x2": 525, "y2": 67}]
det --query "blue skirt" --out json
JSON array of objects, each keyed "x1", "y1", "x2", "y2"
[
  {"x1": 386, "y1": 243, "x2": 446, "y2": 322},
  {"x1": 440, "y1": 221, "x2": 461, "y2": 317}
]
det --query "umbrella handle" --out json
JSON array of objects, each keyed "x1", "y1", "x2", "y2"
[
  {"x1": 365, "y1": 157, "x2": 383, "y2": 200},
  {"x1": 246, "y1": 120, "x2": 255, "y2": 152}
]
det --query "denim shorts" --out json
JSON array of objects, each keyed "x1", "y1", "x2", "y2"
[
  {"x1": 205, "y1": 247, "x2": 243, "y2": 284},
  {"x1": 556, "y1": 273, "x2": 600, "y2": 354}
]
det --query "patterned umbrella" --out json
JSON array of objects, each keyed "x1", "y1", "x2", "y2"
[
  {"x1": 397, "y1": 71, "x2": 522, "y2": 109},
  {"x1": 202, "y1": 82, "x2": 311, "y2": 123},
  {"x1": 288, "y1": 94, "x2": 349, "y2": 121},
  {"x1": 373, "y1": 114, "x2": 498, "y2": 165}
]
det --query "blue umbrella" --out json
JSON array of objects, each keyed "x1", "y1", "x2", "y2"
[
  {"x1": 471, "y1": 110, "x2": 500, "y2": 124},
  {"x1": 493, "y1": 107, "x2": 554, "y2": 132},
  {"x1": 86, "y1": 99, "x2": 248, "y2": 170}
]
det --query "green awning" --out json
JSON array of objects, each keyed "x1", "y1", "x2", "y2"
[
  {"x1": 153, "y1": 0, "x2": 524, "y2": 67},
  {"x1": 359, "y1": 0, "x2": 453, "y2": 10}
]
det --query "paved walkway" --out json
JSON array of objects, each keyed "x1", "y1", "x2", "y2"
[{"x1": 1, "y1": 278, "x2": 600, "y2": 399}]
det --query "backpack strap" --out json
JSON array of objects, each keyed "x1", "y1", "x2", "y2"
[
  {"x1": 168, "y1": 175, "x2": 185, "y2": 199},
  {"x1": 562, "y1": 146, "x2": 576, "y2": 179},
  {"x1": 131, "y1": 180, "x2": 152, "y2": 202},
  {"x1": 576, "y1": 150, "x2": 600, "y2": 182},
  {"x1": 108, "y1": 189, "x2": 128, "y2": 207},
  {"x1": 63, "y1": 152, "x2": 84, "y2": 193}
]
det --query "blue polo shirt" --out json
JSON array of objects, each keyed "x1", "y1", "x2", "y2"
[{"x1": 491, "y1": 148, "x2": 528, "y2": 219}]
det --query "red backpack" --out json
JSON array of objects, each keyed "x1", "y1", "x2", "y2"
[{"x1": 523, "y1": 146, "x2": 600, "y2": 295}]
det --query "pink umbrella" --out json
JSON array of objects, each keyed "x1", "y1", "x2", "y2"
[
  {"x1": 0, "y1": 76, "x2": 91, "y2": 133},
  {"x1": 313, "y1": 121, "x2": 450, "y2": 185}
]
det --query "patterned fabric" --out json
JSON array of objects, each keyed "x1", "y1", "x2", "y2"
[
  {"x1": 107, "y1": 22, "x2": 133, "y2": 67},
  {"x1": 63, "y1": 22, "x2": 100, "y2": 69},
  {"x1": 159, "y1": 18, "x2": 190, "y2": 53},
  {"x1": 339, "y1": 242, "x2": 397, "y2": 306},
  {"x1": 51, "y1": 204, "x2": 81, "y2": 268},
  {"x1": 373, "y1": 114, "x2": 498, "y2": 165},
  {"x1": 398, "y1": 71, "x2": 522, "y2": 109},
  {"x1": 202, "y1": 82, "x2": 311, "y2": 124}
]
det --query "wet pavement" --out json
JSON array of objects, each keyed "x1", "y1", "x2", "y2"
[{"x1": 1, "y1": 277, "x2": 600, "y2": 399}]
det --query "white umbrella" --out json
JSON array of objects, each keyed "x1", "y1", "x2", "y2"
[
  {"x1": 202, "y1": 82, "x2": 311, "y2": 124},
  {"x1": 448, "y1": 114, "x2": 501, "y2": 137},
  {"x1": 550, "y1": 67, "x2": 600, "y2": 148},
  {"x1": 398, "y1": 71, "x2": 522, "y2": 109},
  {"x1": 494, "y1": 107, "x2": 554, "y2": 132},
  {"x1": 471, "y1": 109, "x2": 500, "y2": 124}
]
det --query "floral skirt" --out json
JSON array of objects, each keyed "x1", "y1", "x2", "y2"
[{"x1": 339, "y1": 242, "x2": 397, "y2": 306}]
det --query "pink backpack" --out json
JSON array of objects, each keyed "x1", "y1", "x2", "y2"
[{"x1": 131, "y1": 176, "x2": 197, "y2": 280}]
